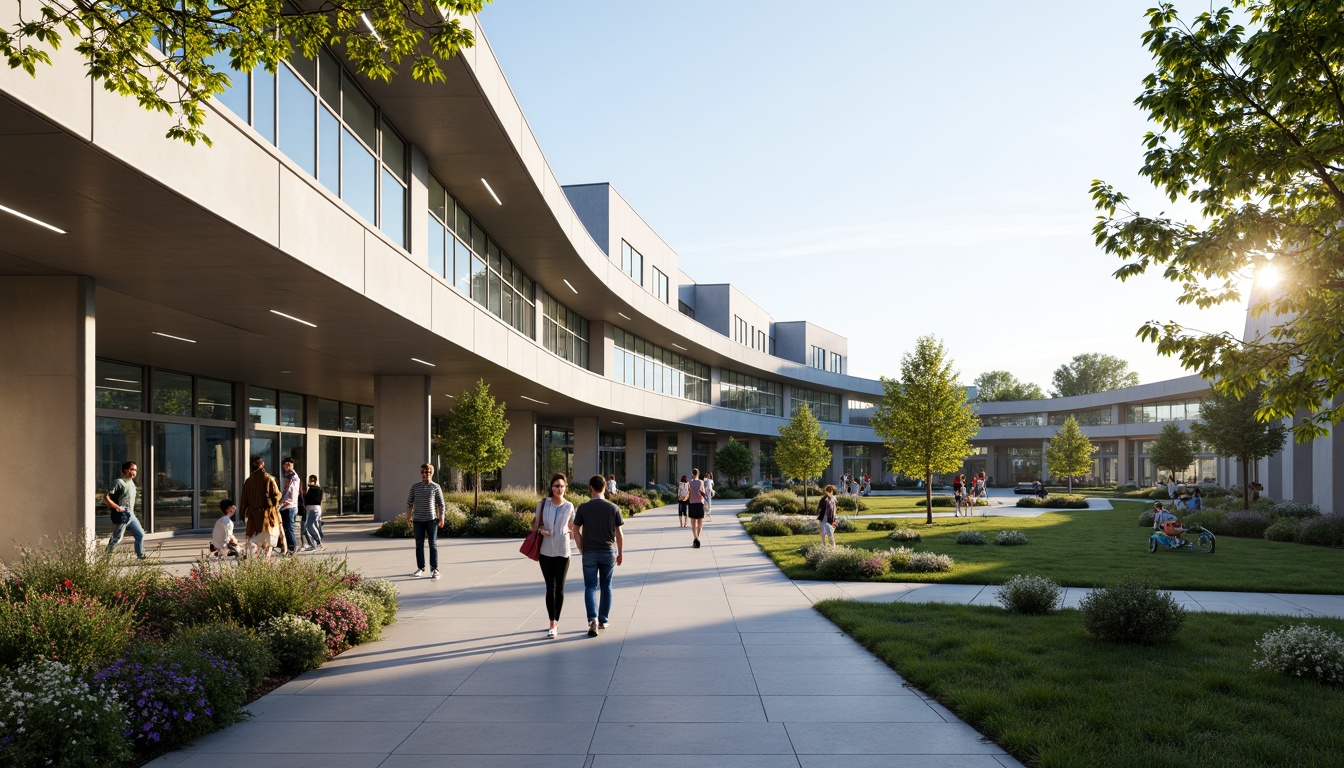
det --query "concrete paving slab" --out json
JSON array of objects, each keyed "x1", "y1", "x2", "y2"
[
  {"x1": 589, "y1": 722, "x2": 793, "y2": 754},
  {"x1": 598, "y1": 694, "x2": 768, "y2": 722}
]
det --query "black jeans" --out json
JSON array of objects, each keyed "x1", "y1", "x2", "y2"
[
  {"x1": 413, "y1": 519, "x2": 439, "y2": 571},
  {"x1": 539, "y1": 554, "x2": 570, "y2": 621}
]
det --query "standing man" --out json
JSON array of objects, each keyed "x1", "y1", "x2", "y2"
[
  {"x1": 241, "y1": 456, "x2": 281, "y2": 555},
  {"x1": 278, "y1": 457, "x2": 301, "y2": 554},
  {"x1": 104, "y1": 461, "x2": 145, "y2": 559},
  {"x1": 407, "y1": 463, "x2": 446, "y2": 579},
  {"x1": 570, "y1": 474, "x2": 624, "y2": 637},
  {"x1": 686, "y1": 468, "x2": 706, "y2": 548}
]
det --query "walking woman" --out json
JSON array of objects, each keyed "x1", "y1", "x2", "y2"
[
  {"x1": 817, "y1": 484, "x2": 838, "y2": 545},
  {"x1": 676, "y1": 475, "x2": 689, "y2": 528},
  {"x1": 301, "y1": 475, "x2": 323, "y2": 551},
  {"x1": 534, "y1": 472, "x2": 576, "y2": 638}
]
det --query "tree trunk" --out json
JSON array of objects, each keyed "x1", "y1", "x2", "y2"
[
  {"x1": 924, "y1": 471, "x2": 933, "y2": 525},
  {"x1": 1240, "y1": 458, "x2": 1250, "y2": 510},
  {"x1": 802, "y1": 479, "x2": 809, "y2": 517},
  {"x1": 473, "y1": 473, "x2": 481, "y2": 514},
  {"x1": 1068, "y1": 476, "x2": 1073, "y2": 493}
]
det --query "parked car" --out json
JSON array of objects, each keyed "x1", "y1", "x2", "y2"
[{"x1": 1014, "y1": 482, "x2": 1039, "y2": 495}]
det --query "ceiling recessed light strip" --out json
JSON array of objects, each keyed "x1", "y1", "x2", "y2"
[
  {"x1": 562, "y1": 279, "x2": 578, "y2": 295},
  {"x1": 618, "y1": 312, "x2": 631, "y2": 320},
  {"x1": 481, "y1": 178, "x2": 503, "y2": 206},
  {"x1": 411, "y1": 358, "x2": 436, "y2": 367},
  {"x1": 520, "y1": 395, "x2": 549, "y2": 405},
  {"x1": 0, "y1": 203, "x2": 66, "y2": 234},
  {"x1": 270, "y1": 309, "x2": 317, "y2": 328},
  {"x1": 612, "y1": 420, "x2": 624, "y2": 425},
  {"x1": 152, "y1": 331, "x2": 196, "y2": 343},
  {"x1": 671, "y1": 342, "x2": 688, "y2": 351},
  {"x1": 442, "y1": 394, "x2": 455, "y2": 398}
]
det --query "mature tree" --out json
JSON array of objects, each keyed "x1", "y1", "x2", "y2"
[
  {"x1": 871, "y1": 336, "x2": 979, "y2": 524},
  {"x1": 775, "y1": 404, "x2": 830, "y2": 514},
  {"x1": 1093, "y1": 1, "x2": 1344, "y2": 441},
  {"x1": 1192, "y1": 385, "x2": 1287, "y2": 509},
  {"x1": 714, "y1": 438, "x2": 756, "y2": 487},
  {"x1": 1044, "y1": 416, "x2": 1097, "y2": 492},
  {"x1": 1050, "y1": 353, "x2": 1141, "y2": 398},
  {"x1": 1, "y1": 0, "x2": 486, "y2": 145},
  {"x1": 973, "y1": 370, "x2": 1046, "y2": 403},
  {"x1": 1149, "y1": 424, "x2": 1196, "y2": 484},
  {"x1": 438, "y1": 379, "x2": 510, "y2": 513}
]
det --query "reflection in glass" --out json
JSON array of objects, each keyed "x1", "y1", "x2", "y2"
[
  {"x1": 251, "y1": 432, "x2": 276, "y2": 476},
  {"x1": 428, "y1": 220, "x2": 445, "y2": 277},
  {"x1": 318, "y1": 398, "x2": 340, "y2": 430},
  {"x1": 318, "y1": 50, "x2": 340, "y2": 107},
  {"x1": 254, "y1": 67, "x2": 276, "y2": 144},
  {"x1": 248, "y1": 386, "x2": 278, "y2": 425},
  {"x1": 360, "y1": 439, "x2": 375, "y2": 514},
  {"x1": 341, "y1": 128, "x2": 376, "y2": 222},
  {"x1": 199, "y1": 426, "x2": 234, "y2": 519},
  {"x1": 152, "y1": 370, "x2": 192, "y2": 416},
  {"x1": 341, "y1": 402, "x2": 358, "y2": 432},
  {"x1": 281, "y1": 432, "x2": 306, "y2": 482},
  {"x1": 206, "y1": 50, "x2": 249, "y2": 120},
  {"x1": 320, "y1": 435, "x2": 341, "y2": 515},
  {"x1": 342, "y1": 83, "x2": 377, "y2": 148},
  {"x1": 454, "y1": 237, "x2": 471, "y2": 294},
  {"x1": 153, "y1": 422, "x2": 194, "y2": 532},
  {"x1": 279, "y1": 66, "x2": 316, "y2": 176},
  {"x1": 95, "y1": 417, "x2": 143, "y2": 538},
  {"x1": 197, "y1": 378, "x2": 234, "y2": 420},
  {"x1": 96, "y1": 360, "x2": 144, "y2": 411},
  {"x1": 380, "y1": 167, "x2": 404, "y2": 246},
  {"x1": 359, "y1": 406, "x2": 374, "y2": 434},
  {"x1": 318, "y1": 107, "x2": 340, "y2": 195},
  {"x1": 279, "y1": 391, "x2": 304, "y2": 427}
]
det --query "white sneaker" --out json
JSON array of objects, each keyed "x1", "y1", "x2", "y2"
[
  {"x1": 412, "y1": 569, "x2": 425, "y2": 577},
  {"x1": 431, "y1": 570, "x2": 440, "y2": 580},
  {"x1": 547, "y1": 627, "x2": 557, "y2": 638}
]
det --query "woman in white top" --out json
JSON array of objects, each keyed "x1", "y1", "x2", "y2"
[
  {"x1": 534, "y1": 472, "x2": 576, "y2": 638},
  {"x1": 703, "y1": 473, "x2": 715, "y2": 517}
]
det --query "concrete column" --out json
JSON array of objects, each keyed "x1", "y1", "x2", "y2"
[
  {"x1": 0, "y1": 277, "x2": 95, "y2": 551},
  {"x1": 408, "y1": 145, "x2": 429, "y2": 259},
  {"x1": 1116, "y1": 438, "x2": 1129, "y2": 485},
  {"x1": 829, "y1": 443, "x2": 844, "y2": 485},
  {"x1": 573, "y1": 417, "x2": 599, "y2": 482},
  {"x1": 501, "y1": 409, "x2": 537, "y2": 490},
  {"x1": 373, "y1": 375, "x2": 431, "y2": 522},
  {"x1": 677, "y1": 430, "x2": 694, "y2": 480},
  {"x1": 747, "y1": 437, "x2": 763, "y2": 483},
  {"x1": 984, "y1": 445, "x2": 998, "y2": 487},
  {"x1": 589, "y1": 321, "x2": 615, "y2": 378},
  {"x1": 709, "y1": 367, "x2": 722, "y2": 408},
  {"x1": 625, "y1": 429, "x2": 647, "y2": 486},
  {"x1": 655, "y1": 433, "x2": 670, "y2": 486}
]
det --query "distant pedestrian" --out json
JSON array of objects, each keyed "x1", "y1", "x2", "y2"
[
  {"x1": 406, "y1": 464, "x2": 446, "y2": 579},
  {"x1": 241, "y1": 457, "x2": 281, "y2": 558},
  {"x1": 703, "y1": 472, "x2": 715, "y2": 518},
  {"x1": 1190, "y1": 485, "x2": 1203, "y2": 511},
  {"x1": 606, "y1": 474, "x2": 618, "y2": 497},
  {"x1": 863, "y1": 473, "x2": 872, "y2": 496},
  {"x1": 953, "y1": 474, "x2": 966, "y2": 516},
  {"x1": 301, "y1": 475, "x2": 323, "y2": 551},
  {"x1": 533, "y1": 473, "x2": 575, "y2": 638},
  {"x1": 570, "y1": 474, "x2": 624, "y2": 637},
  {"x1": 104, "y1": 461, "x2": 145, "y2": 559},
  {"x1": 686, "y1": 468, "x2": 706, "y2": 548},
  {"x1": 1167, "y1": 477, "x2": 1177, "y2": 499},
  {"x1": 1036, "y1": 478, "x2": 1047, "y2": 500},
  {"x1": 278, "y1": 458, "x2": 301, "y2": 553},
  {"x1": 210, "y1": 498, "x2": 240, "y2": 558},
  {"x1": 817, "y1": 484, "x2": 838, "y2": 546},
  {"x1": 677, "y1": 475, "x2": 689, "y2": 528}
]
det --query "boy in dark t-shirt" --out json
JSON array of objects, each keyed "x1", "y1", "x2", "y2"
[{"x1": 570, "y1": 475, "x2": 625, "y2": 637}]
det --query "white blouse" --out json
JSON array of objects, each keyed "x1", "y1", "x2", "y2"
[{"x1": 537, "y1": 498, "x2": 574, "y2": 558}]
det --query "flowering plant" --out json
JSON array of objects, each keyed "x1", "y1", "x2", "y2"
[
  {"x1": 93, "y1": 656, "x2": 217, "y2": 751},
  {"x1": 0, "y1": 658, "x2": 129, "y2": 768},
  {"x1": 0, "y1": 580, "x2": 135, "y2": 668},
  {"x1": 1252, "y1": 623, "x2": 1344, "y2": 685},
  {"x1": 259, "y1": 614, "x2": 329, "y2": 675},
  {"x1": 302, "y1": 596, "x2": 368, "y2": 653}
]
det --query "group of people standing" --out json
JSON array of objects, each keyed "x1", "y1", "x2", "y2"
[
  {"x1": 952, "y1": 471, "x2": 987, "y2": 516},
  {"x1": 675, "y1": 469, "x2": 713, "y2": 548},
  {"x1": 839, "y1": 471, "x2": 871, "y2": 497}
]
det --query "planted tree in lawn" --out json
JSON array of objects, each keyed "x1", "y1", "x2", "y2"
[
  {"x1": 1191, "y1": 385, "x2": 1287, "y2": 509},
  {"x1": 714, "y1": 438, "x2": 756, "y2": 487},
  {"x1": 1149, "y1": 424, "x2": 1196, "y2": 485},
  {"x1": 1044, "y1": 416, "x2": 1097, "y2": 492},
  {"x1": 438, "y1": 379, "x2": 510, "y2": 513},
  {"x1": 871, "y1": 336, "x2": 979, "y2": 524},
  {"x1": 775, "y1": 404, "x2": 830, "y2": 514}
]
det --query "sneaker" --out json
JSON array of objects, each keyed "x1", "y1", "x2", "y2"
[
  {"x1": 587, "y1": 621, "x2": 599, "y2": 637},
  {"x1": 431, "y1": 570, "x2": 440, "y2": 580},
  {"x1": 599, "y1": 621, "x2": 610, "y2": 630},
  {"x1": 547, "y1": 627, "x2": 557, "y2": 639},
  {"x1": 692, "y1": 538, "x2": 700, "y2": 548},
  {"x1": 412, "y1": 569, "x2": 425, "y2": 577}
]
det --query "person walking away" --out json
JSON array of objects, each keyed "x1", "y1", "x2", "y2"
[
  {"x1": 301, "y1": 475, "x2": 324, "y2": 551},
  {"x1": 210, "y1": 498, "x2": 240, "y2": 557},
  {"x1": 606, "y1": 474, "x2": 618, "y2": 497},
  {"x1": 703, "y1": 472, "x2": 715, "y2": 519},
  {"x1": 863, "y1": 472, "x2": 872, "y2": 496},
  {"x1": 817, "y1": 484, "x2": 838, "y2": 546},
  {"x1": 277, "y1": 458, "x2": 301, "y2": 554},
  {"x1": 952, "y1": 474, "x2": 965, "y2": 517},
  {"x1": 570, "y1": 474, "x2": 624, "y2": 637},
  {"x1": 241, "y1": 456, "x2": 281, "y2": 557},
  {"x1": 677, "y1": 475, "x2": 690, "y2": 528},
  {"x1": 104, "y1": 461, "x2": 145, "y2": 559},
  {"x1": 407, "y1": 464, "x2": 447, "y2": 579},
  {"x1": 534, "y1": 473, "x2": 575, "y2": 638},
  {"x1": 686, "y1": 468, "x2": 706, "y2": 548}
]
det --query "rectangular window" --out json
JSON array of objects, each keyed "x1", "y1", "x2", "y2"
[
  {"x1": 621, "y1": 240, "x2": 644, "y2": 285},
  {"x1": 279, "y1": 391, "x2": 304, "y2": 427},
  {"x1": 151, "y1": 370, "x2": 192, "y2": 416},
  {"x1": 678, "y1": 300, "x2": 695, "y2": 320},
  {"x1": 652, "y1": 266, "x2": 669, "y2": 303},
  {"x1": 341, "y1": 128, "x2": 377, "y2": 223},
  {"x1": 811, "y1": 345, "x2": 826, "y2": 369},
  {"x1": 790, "y1": 386, "x2": 841, "y2": 423},
  {"x1": 96, "y1": 360, "x2": 144, "y2": 412},
  {"x1": 379, "y1": 167, "x2": 405, "y2": 247},
  {"x1": 613, "y1": 328, "x2": 709, "y2": 403},
  {"x1": 318, "y1": 106, "x2": 340, "y2": 195},
  {"x1": 1048, "y1": 408, "x2": 1112, "y2": 426},
  {"x1": 830, "y1": 352, "x2": 844, "y2": 374},
  {"x1": 197, "y1": 378, "x2": 234, "y2": 421},
  {"x1": 318, "y1": 398, "x2": 340, "y2": 430},
  {"x1": 248, "y1": 386, "x2": 278, "y2": 426},
  {"x1": 278, "y1": 64, "x2": 316, "y2": 176},
  {"x1": 848, "y1": 399, "x2": 875, "y2": 426},
  {"x1": 720, "y1": 370, "x2": 783, "y2": 416},
  {"x1": 254, "y1": 66, "x2": 276, "y2": 144}
]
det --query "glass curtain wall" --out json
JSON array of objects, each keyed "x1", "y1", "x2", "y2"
[
  {"x1": 720, "y1": 371, "x2": 782, "y2": 416},
  {"x1": 542, "y1": 292, "x2": 590, "y2": 368},
  {"x1": 613, "y1": 329, "x2": 710, "y2": 403},
  {"x1": 538, "y1": 429, "x2": 574, "y2": 488},
  {"x1": 692, "y1": 441, "x2": 714, "y2": 477},
  {"x1": 599, "y1": 433, "x2": 626, "y2": 484},
  {"x1": 790, "y1": 387, "x2": 841, "y2": 423}
]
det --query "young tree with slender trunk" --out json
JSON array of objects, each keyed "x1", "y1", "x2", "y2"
[
  {"x1": 438, "y1": 379, "x2": 510, "y2": 513},
  {"x1": 871, "y1": 336, "x2": 979, "y2": 524},
  {"x1": 775, "y1": 404, "x2": 830, "y2": 515},
  {"x1": 1192, "y1": 385, "x2": 1287, "y2": 509},
  {"x1": 1044, "y1": 416, "x2": 1096, "y2": 493},
  {"x1": 1149, "y1": 424, "x2": 1196, "y2": 487},
  {"x1": 714, "y1": 438, "x2": 755, "y2": 487}
]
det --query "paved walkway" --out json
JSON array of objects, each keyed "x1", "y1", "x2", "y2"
[{"x1": 147, "y1": 498, "x2": 1344, "y2": 767}]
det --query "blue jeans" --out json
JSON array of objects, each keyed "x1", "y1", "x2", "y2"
[
  {"x1": 279, "y1": 507, "x2": 298, "y2": 551},
  {"x1": 582, "y1": 548, "x2": 616, "y2": 623},
  {"x1": 108, "y1": 513, "x2": 145, "y2": 557},
  {"x1": 413, "y1": 519, "x2": 439, "y2": 571},
  {"x1": 302, "y1": 506, "x2": 323, "y2": 547}
]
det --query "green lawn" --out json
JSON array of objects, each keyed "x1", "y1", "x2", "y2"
[
  {"x1": 744, "y1": 498, "x2": 1344, "y2": 593},
  {"x1": 816, "y1": 600, "x2": 1344, "y2": 768}
]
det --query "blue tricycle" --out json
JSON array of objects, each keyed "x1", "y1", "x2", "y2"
[{"x1": 1149, "y1": 524, "x2": 1215, "y2": 554}]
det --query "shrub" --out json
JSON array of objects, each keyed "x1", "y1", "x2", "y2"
[
  {"x1": 609, "y1": 492, "x2": 650, "y2": 516},
  {"x1": 884, "y1": 546, "x2": 914, "y2": 570},
  {"x1": 355, "y1": 579, "x2": 399, "y2": 625},
  {"x1": 834, "y1": 516, "x2": 857, "y2": 533},
  {"x1": 786, "y1": 517, "x2": 821, "y2": 535},
  {"x1": 742, "y1": 485, "x2": 765, "y2": 499},
  {"x1": 0, "y1": 536, "x2": 166, "y2": 613},
  {"x1": 477, "y1": 509, "x2": 533, "y2": 538},
  {"x1": 0, "y1": 581, "x2": 136, "y2": 669},
  {"x1": 173, "y1": 553, "x2": 351, "y2": 629},
  {"x1": 1079, "y1": 577, "x2": 1185, "y2": 644},
  {"x1": 336, "y1": 589, "x2": 385, "y2": 644},
  {"x1": 0, "y1": 658, "x2": 129, "y2": 768},
  {"x1": 713, "y1": 487, "x2": 745, "y2": 500},
  {"x1": 472, "y1": 498, "x2": 512, "y2": 517},
  {"x1": 746, "y1": 490, "x2": 802, "y2": 515},
  {"x1": 1264, "y1": 517, "x2": 1301, "y2": 543},
  {"x1": 301, "y1": 596, "x2": 368, "y2": 654},
  {"x1": 929, "y1": 496, "x2": 956, "y2": 507},
  {"x1": 995, "y1": 530, "x2": 1029, "y2": 546},
  {"x1": 996, "y1": 575, "x2": 1062, "y2": 615},
  {"x1": 748, "y1": 514, "x2": 792, "y2": 537},
  {"x1": 1217, "y1": 512, "x2": 1271, "y2": 538},
  {"x1": 138, "y1": 643, "x2": 248, "y2": 728},
  {"x1": 373, "y1": 512, "x2": 414, "y2": 538},
  {"x1": 835, "y1": 495, "x2": 867, "y2": 512},
  {"x1": 799, "y1": 542, "x2": 846, "y2": 570},
  {"x1": 168, "y1": 624, "x2": 273, "y2": 691},
  {"x1": 1138, "y1": 510, "x2": 1155, "y2": 527},
  {"x1": 442, "y1": 506, "x2": 471, "y2": 537},
  {"x1": 887, "y1": 528, "x2": 922, "y2": 543},
  {"x1": 258, "y1": 614, "x2": 328, "y2": 676},
  {"x1": 1252, "y1": 624, "x2": 1344, "y2": 686},
  {"x1": 955, "y1": 531, "x2": 985, "y2": 545},
  {"x1": 1182, "y1": 509, "x2": 1226, "y2": 531},
  {"x1": 815, "y1": 547, "x2": 886, "y2": 580},
  {"x1": 1016, "y1": 494, "x2": 1089, "y2": 509},
  {"x1": 906, "y1": 551, "x2": 954, "y2": 573},
  {"x1": 1267, "y1": 501, "x2": 1321, "y2": 521},
  {"x1": 866, "y1": 520, "x2": 898, "y2": 531},
  {"x1": 93, "y1": 653, "x2": 220, "y2": 751},
  {"x1": 1297, "y1": 513, "x2": 1344, "y2": 547}
]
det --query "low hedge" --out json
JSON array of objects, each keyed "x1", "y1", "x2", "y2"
[{"x1": 1016, "y1": 494, "x2": 1089, "y2": 509}]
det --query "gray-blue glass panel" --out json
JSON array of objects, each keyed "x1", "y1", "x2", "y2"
[
  {"x1": 341, "y1": 128, "x2": 376, "y2": 223},
  {"x1": 380, "y1": 168, "x2": 404, "y2": 247},
  {"x1": 318, "y1": 106, "x2": 339, "y2": 195},
  {"x1": 206, "y1": 51, "x2": 249, "y2": 121},
  {"x1": 454, "y1": 237, "x2": 471, "y2": 294},
  {"x1": 471, "y1": 254, "x2": 487, "y2": 301},
  {"x1": 428, "y1": 222, "x2": 445, "y2": 277},
  {"x1": 254, "y1": 67, "x2": 276, "y2": 144},
  {"x1": 278, "y1": 66, "x2": 315, "y2": 176}
]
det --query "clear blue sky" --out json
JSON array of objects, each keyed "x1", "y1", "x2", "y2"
[{"x1": 476, "y1": 1, "x2": 1247, "y2": 389}]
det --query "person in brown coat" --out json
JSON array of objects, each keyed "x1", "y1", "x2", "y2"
[{"x1": 241, "y1": 456, "x2": 282, "y2": 557}]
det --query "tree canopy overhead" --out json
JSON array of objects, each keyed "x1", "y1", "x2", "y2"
[
  {"x1": 973, "y1": 370, "x2": 1046, "y2": 403},
  {"x1": 1, "y1": 0, "x2": 487, "y2": 145},
  {"x1": 1092, "y1": 0, "x2": 1344, "y2": 441},
  {"x1": 1050, "y1": 353, "x2": 1140, "y2": 398}
]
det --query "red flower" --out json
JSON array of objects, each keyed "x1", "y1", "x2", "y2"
[{"x1": 63, "y1": 579, "x2": 73, "y2": 589}]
